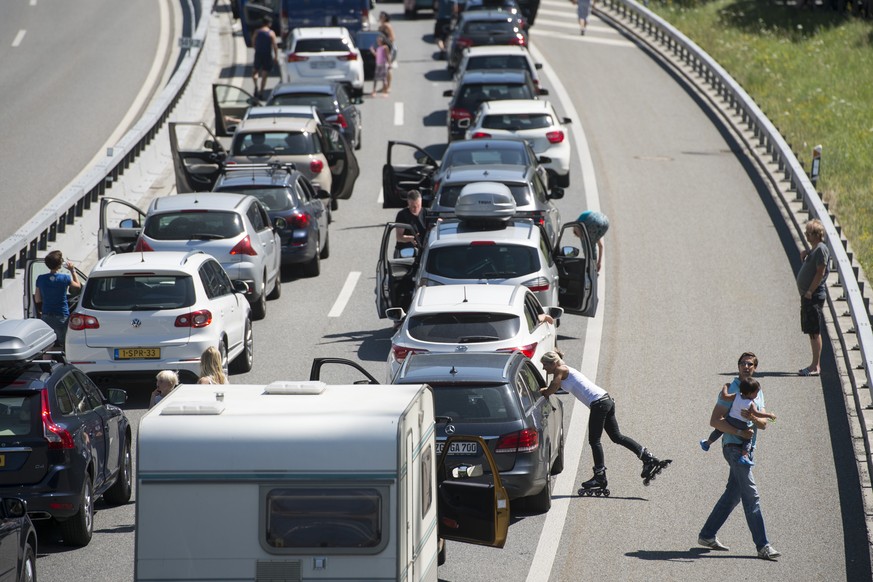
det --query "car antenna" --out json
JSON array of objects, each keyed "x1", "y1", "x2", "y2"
[{"x1": 463, "y1": 286, "x2": 468, "y2": 303}]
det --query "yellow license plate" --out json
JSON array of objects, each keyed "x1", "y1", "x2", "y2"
[
  {"x1": 0, "y1": 455, "x2": 5, "y2": 467},
  {"x1": 115, "y1": 348, "x2": 161, "y2": 360}
]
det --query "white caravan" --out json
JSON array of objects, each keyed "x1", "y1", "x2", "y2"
[{"x1": 135, "y1": 381, "x2": 510, "y2": 582}]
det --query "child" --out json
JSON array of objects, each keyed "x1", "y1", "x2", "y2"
[
  {"x1": 700, "y1": 378, "x2": 776, "y2": 465},
  {"x1": 371, "y1": 35, "x2": 390, "y2": 96}
]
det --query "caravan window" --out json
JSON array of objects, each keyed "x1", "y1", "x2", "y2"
[{"x1": 262, "y1": 486, "x2": 388, "y2": 554}]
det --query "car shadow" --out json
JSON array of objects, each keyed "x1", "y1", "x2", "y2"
[
  {"x1": 423, "y1": 110, "x2": 447, "y2": 127},
  {"x1": 424, "y1": 68, "x2": 453, "y2": 82},
  {"x1": 320, "y1": 326, "x2": 393, "y2": 363}
]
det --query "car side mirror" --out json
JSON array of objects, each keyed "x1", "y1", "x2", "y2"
[
  {"x1": 549, "y1": 187, "x2": 564, "y2": 200},
  {"x1": 443, "y1": 90, "x2": 454, "y2": 97},
  {"x1": 535, "y1": 63, "x2": 543, "y2": 69},
  {"x1": 560, "y1": 246, "x2": 580, "y2": 258},
  {"x1": 397, "y1": 247, "x2": 417, "y2": 259},
  {"x1": 273, "y1": 217, "x2": 287, "y2": 230},
  {"x1": 386, "y1": 307, "x2": 407, "y2": 322},
  {"x1": 107, "y1": 388, "x2": 128, "y2": 406},
  {"x1": 119, "y1": 218, "x2": 141, "y2": 228},
  {"x1": 2, "y1": 498, "x2": 26, "y2": 519},
  {"x1": 204, "y1": 140, "x2": 217, "y2": 150},
  {"x1": 538, "y1": 155, "x2": 552, "y2": 164},
  {"x1": 233, "y1": 280, "x2": 250, "y2": 294},
  {"x1": 317, "y1": 188, "x2": 332, "y2": 200},
  {"x1": 451, "y1": 464, "x2": 484, "y2": 479},
  {"x1": 548, "y1": 306, "x2": 564, "y2": 321},
  {"x1": 562, "y1": 117, "x2": 572, "y2": 124},
  {"x1": 538, "y1": 88, "x2": 550, "y2": 96}
]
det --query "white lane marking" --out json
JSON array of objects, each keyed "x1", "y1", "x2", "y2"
[
  {"x1": 525, "y1": 40, "x2": 607, "y2": 582},
  {"x1": 394, "y1": 102, "x2": 404, "y2": 126},
  {"x1": 329, "y1": 272, "x2": 361, "y2": 317},
  {"x1": 29, "y1": 0, "x2": 36, "y2": 5},
  {"x1": 12, "y1": 30, "x2": 26, "y2": 47}
]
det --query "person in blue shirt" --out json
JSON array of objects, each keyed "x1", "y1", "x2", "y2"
[
  {"x1": 574, "y1": 210, "x2": 609, "y2": 272},
  {"x1": 698, "y1": 352, "x2": 781, "y2": 561},
  {"x1": 34, "y1": 250, "x2": 81, "y2": 348}
]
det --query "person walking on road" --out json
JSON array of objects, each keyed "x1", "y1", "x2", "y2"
[
  {"x1": 251, "y1": 16, "x2": 279, "y2": 100},
  {"x1": 571, "y1": 0, "x2": 594, "y2": 35},
  {"x1": 797, "y1": 218, "x2": 829, "y2": 376},
  {"x1": 539, "y1": 349, "x2": 670, "y2": 493},
  {"x1": 698, "y1": 352, "x2": 781, "y2": 561},
  {"x1": 34, "y1": 250, "x2": 81, "y2": 349}
]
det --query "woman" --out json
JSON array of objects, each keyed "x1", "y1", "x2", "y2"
[
  {"x1": 571, "y1": 0, "x2": 594, "y2": 35},
  {"x1": 198, "y1": 346, "x2": 228, "y2": 385}
]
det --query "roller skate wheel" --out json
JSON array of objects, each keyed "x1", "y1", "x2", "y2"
[{"x1": 603, "y1": 489, "x2": 610, "y2": 496}]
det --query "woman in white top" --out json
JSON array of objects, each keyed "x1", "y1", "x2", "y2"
[
  {"x1": 540, "y1": 350, "x2": 669, "y2": 492},
  {"x1": 197, "y1": 346, "x2": 228, "y2": 385}
]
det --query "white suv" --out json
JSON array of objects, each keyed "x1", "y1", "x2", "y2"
[
  {"x1": 283, "y1": 27, "x2": 365, "y2": 101},
  {"x1": 65, "y1": 251, "x2": 253, "y2": 383}
]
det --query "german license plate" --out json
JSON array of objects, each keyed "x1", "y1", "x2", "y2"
[
  {"x1": 115, "y1": 348, "x2": 161, "y2": 360},
  {"x1": 436, "y1": 441, "x2": 479, "y2": 456},
  {"x1": 312, "y1": 61, "x2": 336, "y2": 69}
]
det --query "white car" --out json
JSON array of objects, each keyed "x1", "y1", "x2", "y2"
[
  {"x1": 465, "y1": 99, "x2": 572, "y2": 187},
  {"x1": 384, "y1": 283, "x2": 563, "y2": 383},
  {"x1": 454, "y1": 45, "x2": 542, "y2": 88},
  {"x1": 283, "y1": 27, "x2": 365, "y2": 101},
  {"x1": 65, "y1": 251, "x2": 253, "y2": 382}
]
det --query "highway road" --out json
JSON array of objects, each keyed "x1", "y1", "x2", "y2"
[{"x1": 17, "y1": 0, "x2": 871, "y2": 580}]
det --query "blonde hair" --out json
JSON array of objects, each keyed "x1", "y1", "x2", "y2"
[
  {"x1": 156, "y1": 369, "x2": 179, "y2": 385},
  {"x1": 200, "y1": 346, "x2": 228, "y2": 385},
  {"x1": 805, "y1": 218, "x2": 825, "y2": 241},
  {"x1": 540, "y1": 349, "x2": 565, "y2": 366}
]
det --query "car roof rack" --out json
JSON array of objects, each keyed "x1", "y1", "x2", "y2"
[{"x1": 0, "y1": 320, "x2": 58, "y2": 365}]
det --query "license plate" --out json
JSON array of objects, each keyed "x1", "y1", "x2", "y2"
[
  {"x1": 115, "y1": 348, "x2": 161, "y2": 360},
  {"x1": 436, "y1": 441, "x2": 479, "y2": 456},
  {"x1": 0, "y1": 455, "x2": 4, "y2": 468},
  {"x1": 311, "y1": 61, "x2": 336, "y2": 69}
]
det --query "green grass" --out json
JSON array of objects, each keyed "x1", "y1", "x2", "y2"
[{"x1": 648, "y1": 1, "x2": 873, "y2": 274}]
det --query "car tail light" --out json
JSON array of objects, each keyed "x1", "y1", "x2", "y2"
[
  {"x1": 175, "y1": 310, "x2": 213, "y2": 328},
  {"x1": 522, "y1": 277, "x2": 550, "y2": 292},
  {"x1": 332, "y1": 113, "x2": 349, "y2": 129},
  {"x1": 392, "y1": 345, "x2": 428, "y2": 361},
  {"x1": 546, "y1": 131, "x2": 565, "y2": 144},
  {"x1": 510, "y1": 34, "x2": 526, "y2": 46},
  {"x1": 497, "y1": 342, "x2": 538, "y2": 359},
  {"x1": 230, "y1": 235, "x2": 258, "y2": 256},
  {"x1": 287, "y1": 53, "x2": 308, "y2": 62},
  {"x1": 339, "y1": 52, "x2": 358, "y2": 61},
  {"x1": 42, "y1": 390, "x2": 74, "y2": 450},
  {"x1": 432, "y1": 180, "x2": 441, "y2": 193},
  {"x1": 471, "y1": 132, "x2": 491, "y2": 139},
  {"x1": 68, "y1": 313, "x2": 99, "y2": 331},
  {"x1": 456, "y1": 36, "x2": 473, "y2": 49},
  {"x1": 495, "y1": 428, "x2": 539, "y2": 453},
  {"x1": 450, "y1": 108, "x2": 472, "y2": 122},
  {"x1": 288, "y1": 212, "x2": 310, "y2": 229},
  {"x1": 133, "y1": 238, "x2": 153, "y2": 252},
  {"x1": 310, "y1": 159, "x2": 324, "y2": 174}
]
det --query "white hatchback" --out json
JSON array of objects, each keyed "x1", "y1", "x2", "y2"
[
  {"x1": 65, "y1": 251, "x2": 253, "y2": 383},
  {"x1": 283, "y1": 27, "x2": 365, "y2": 101},
  {"x1": 465, "y1": 99, "x2": 572, "y2": 187},
  {"x1": 385, "y1": 284, "x2": 562, "y2": 383}
]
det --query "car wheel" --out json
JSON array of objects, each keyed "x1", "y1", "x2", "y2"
[
  {"x1": 230, "y1": 318, "x2": 254, "y2": 373},
  {"x1": 557, "y1": 172, "x2": 570, "y2": 188},
  {"x1": 21, "y1": 544, "x2": 35, "y2": 582},
  {"x1": 355, "y1": 129, "x2": 362, "y2": 151},
  {"x1": 267, "y1": 273, "x2": 281, "y2": 300},
  {"x1": 60, "y1": 477, "x2": 94, "y2": 546},
  {"x1": 103, "y1": 437, "x2": 132, "y2": 505},
  {"x1": 320, "y1": 230, "x2": 330, "y2": 259},
  {"x1": 304, "y1": 246, "x2": 321, "y2": 277},
  {"x1": 219, "y1": 340, "x2": 229, "y2": 379},
  {"x1": 551, "y1": 429, "x2": 565, "y2": 475},
  {"x1": 251, "y1": 286, "x2": 267, "y2": 320},
  {"x1": 330, "y1": 197, "x2": 339, "y2": 211},
  {"x1": 526, "y1": 457, "x2": 552, "y2": 513}
]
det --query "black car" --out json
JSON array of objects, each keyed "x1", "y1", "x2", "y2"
[
  {"x1": 213, "y1": 163, "x2": 332, "y2": 276},
  {"x1": 267, "y1": 82, "x2": 363, "y2": 151},
  {"x1": 0, "y1": 319, "x2": 131, "y2": 547},
  {"x1": 443, "y1": 69, "x2": 547, "y2": 141},
  {"x1": 446, "y1": 10, "x2": 527, "y2": 72},
  {"x1": 0, "y1": 497, "x2": 36, "y2": 581}
]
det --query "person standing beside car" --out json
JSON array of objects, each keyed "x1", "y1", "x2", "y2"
[
  {"x1": 394, "y1": 190, "x2": 428, "y2": 258},
  {"x1": 574, "y1": 210, "x2": 609, "y2": 272},
  {"x1": 434, "y1": 0, "x2": 456, "y2": 59},
  {"x1": 251, "y1": 16, "x2": 279, "y2": 100},
  {"x1": 34, "y1": 250, "x2": 81, "y2": 348}
]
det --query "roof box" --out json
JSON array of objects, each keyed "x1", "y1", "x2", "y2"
[
  {"x1": 454, "y1": 182, "x2": 517, "y2": 222},
  {"x1": 0, "y1": 319, "x2": 56, "y2": 362}
]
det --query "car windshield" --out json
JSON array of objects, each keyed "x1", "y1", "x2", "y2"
[
  {"x1": 436, "y1": 184, "x2": 531, "y2": 207},
  {"x1": 433, "y1": 385, "x2": 517, "y2": 422},
  {"x1": 407, "y1": 312, "x2": 520, "y2": 342},
  {"x1": 293, "y1": 38, "x2": 350, "y2": 52},
  {"x1": 443, "y1": 145, "x2": 527, "y2": 167},
  {"x1": 268, "y1": 93, "x2": 336, "y2": 112},
  {"x1": 81, "y1": 275, "x2": 195, "y2": 311},
  {"x1": 466, "y1": 55, "x2": 529, "y2": 72},
  {"x1": 482, "y1": 113, "x2": 553, "y2": 130},
  {"x1": 426, "y1": 244, "x2": 539, "y2": 278},
  {"x1": 231, "y1": 132, "x2": 316, "y2": 156},
  {"x1": 215, "y1": 187, "x2": 294, "y2": 211},
  {"x1": 144, "y1": 211, "x2": 244, "y2": 240},
  {"x1": 0, "y1": 394, "x2": 39, "y2": 437},
  {"x1": 457, "y1": 83, "x2": 532, "y2": 111}
]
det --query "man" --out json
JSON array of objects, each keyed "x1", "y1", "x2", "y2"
[
  {"x1": 434, "y1": 0, "x2": 456, "y2": 58},
  {"x1": 573, "y1": 210, "x2": 608, "y2": 272},
  {"x1": 796, "y1": 218, "x2": 828, "y2": 376},
  {"x1": 394, "y1": 190, "x2": 427, "y2": 258},
  {"x1": 698, "y1": 352, "x2": 781, "y2": 561},
  {"x1": 251, "y1": 16, "x2": 279, "y2": 100}
]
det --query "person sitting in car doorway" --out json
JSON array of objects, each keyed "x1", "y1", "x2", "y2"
[{"x1": 394, "y1": 190, "x2": 428, "y2": 258}]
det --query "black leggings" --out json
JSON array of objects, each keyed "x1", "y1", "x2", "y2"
[{"x1": 588, "y1": 396, "x2": 643, "y2": 469}]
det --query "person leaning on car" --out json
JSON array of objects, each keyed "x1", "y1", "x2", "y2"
[{"x1": 394, "y1": 190, "x2": 428, "y2": 258}]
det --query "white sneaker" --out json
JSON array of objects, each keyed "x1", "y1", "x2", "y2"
[
  {"x1": 757, "y1": 544, "x2": 781, "y2": 560},
  {"x1": 698, "y1": 536, "x2": 730, "y2": 551}
]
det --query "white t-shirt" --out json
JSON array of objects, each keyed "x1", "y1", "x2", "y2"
[
  {"x1": 561, "y1": 367, "x2": 607, "y2": 407},
  {"x1": 729, "y1": 392, "x2": 754, "y2": 427}
]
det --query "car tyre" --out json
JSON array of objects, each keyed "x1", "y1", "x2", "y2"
[
  {"x1": 60, "y1": 477, "x2": 94, "y2": 546},
  {"x1": 330, "y1": 197, "x2": 339, "y2": 211},
  {"x1": 304, "y1": 246, "x2": 321, "y2": 277},
  {"x1": 267, "y1": 274, "x2": 282, "y2": 300},
  {"x1": 103, "y1": 438, "x2": 132, "y2": 505},
  {"x1": 219, "y1": 340, "x2": 229, "y2": 379},
  {"x1": 21, "y1": 544, "x2": 35, "y2": 582},
  {"x1": 230, "y1": 318, "x2": 254, "y2": 373},
  {"x1": 320, "y1": 230, "x2": 331, "y2": 259},
  {"x1": 437, "y1": 538, "x2": 447, "y2": 566},
  {"x1": 551, "y1": 429, "x2": 565, "y2": 475},
  {"x1": 251, "y1": 287, "x2": 267, "y2": 320},
  {"x1": 557, "y1": 172, "x2": 570, "y2": 188},
  {"x1": 355, "y1": 129, "x2": 362, "y2": 151},
  {"x1": 526, "y1": 458, "x2": 552, "y2": 513}
]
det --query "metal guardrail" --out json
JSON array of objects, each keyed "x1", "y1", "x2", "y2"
[{"x1": 0, "y1": 0, "x2": 213, "y2": 287}]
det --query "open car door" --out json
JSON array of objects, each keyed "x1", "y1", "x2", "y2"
[
  {"x1": 308, "y1": 357, "x2": 380, "y2": 384},
  {"x1": 98, "y1": 197, "x2": 146, "y2": 258},
  {"x1": 23, "y1": 259, "x2": 88, "y2": 319},
  {"x1": 554, "y1": 221, "x2": 599, "y2": 317},
  {"x1": 382, "y1": 141, "x2": 438, "y2": 209},
  {"x1": 437, "y1": 435, "x2": 510, "y2": 549},
  {"x1": 375, "y1": 222, "x2": 419, "y2": 319},
  {"x1": 168, "y1": 122, "x2": 227, "y2": 193},
  {"x1": 212, "y1": 83, "x2": 262, "y2": 137},
  {"x1": 322, "y1": 125, "x2": 360, "y2": 201}
]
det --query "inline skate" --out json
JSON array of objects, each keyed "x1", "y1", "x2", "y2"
[
  {"x1": 640, "y1": 448, "x2": 672, "y2": 486},
  {"x1": 578, "y1": 466, "x2": 609, "y2": 497}
]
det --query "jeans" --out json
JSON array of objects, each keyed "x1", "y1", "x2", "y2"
[
  {"x1": 588, "y1": 396, "x2": 643, "y2": 469},
  {"x1": 699, "y1": 444, "x2": 769, "y2": 550},
  {"x1": 41, "y1": 313, "x2": 68, "y2": 348}
]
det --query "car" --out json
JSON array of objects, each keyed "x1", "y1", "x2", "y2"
[
  {"x1": 0, "y1": 496, "x2": 36, "y2": 581},
  {"x1": 167, "y1": 121, "x2": 359, "y2": 211},
  {"x1": 446, "y1": 10, "x2": 527, "y2": 72},
  {"x1": 403, "y1": 0, "x2": 438, "y2": 19},
  {"x1": 212, "y1": 163, "x2": 331, "y2": 276},
  {"x1": 466, "y1": 99, "x2": 572, "y2": 187},
  {"x1": 210, "y1": 82, "x2": 328, "y2": 138},
  {"x1": 0, "y1": 319, "x2": 131, "y2": 547},
  {"x1": 454, "y1": 45, "x2": 542, "y2": 88},
  {"x1": 381, "y1": 138, "x2": 552, "y2": 207},
  {"x1": 267, "y1": 81, "x2": 363, "y2": 150},
  {"x1": 97, "y1": 192, "x2": 281, "y2": 320},
  {"x1": 65, "y1": 251, "x2": 253, "y2": 381},
  {"x1": 428, "y1": 174, "x2": 563, "y2": 246},
  {"x1": 443, "y1": 69, "x2": 547, "y2": 141},
  {"x1": 355, "y1": 29, "x2": 383, "y2": 80},
  {"x1": 384, "y1": 283, "x2": 563, "y2": 382},
  {"x1": 375, "y1": 188, "x2": 598, "y2": 316},
  {"x1": 282, "y1": 27, "x2": 365, "y2": 101},
  {"x1": 310, "y1": 350, "x2": 564, "y2": 512}
]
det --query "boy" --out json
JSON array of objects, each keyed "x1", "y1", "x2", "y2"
[{"x1": 701, "y1": 378, "x2": 776, "y2": 465}]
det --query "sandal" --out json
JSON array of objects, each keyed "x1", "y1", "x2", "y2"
[{"x1": 799, "y1": 367, "x2": 820, "y2": 377}]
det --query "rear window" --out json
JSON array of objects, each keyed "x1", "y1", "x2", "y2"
[
  {"x1": 426, "y1": 244, "x2": 539, "y2": 279},
  {"x1": 463, "y1": 20, "x2": 516, "y2": 35},
  {"x1": 144, "y1": 211, "x2": 244, "y2": 240},
  {"x1": 0, "y1": 394, "x2": 39, "y2": 437},
  {"x1": 457, "y1": 83, "x2": 533, "y2": 111},
  {"x1": 81, "y1": 276, "x2": 195, "y2": 311},
  {"x1": 268, "y1": 93, "x2": 336, "y2": 112},
  {"x1": 231, "y1": 131, "x2": 318, "y2": 156},
  {"x1": 436, "y1": 183, "x2": 531, "y2": 207},
  {"x1": 466, "y1": 55, "x2": 529, "y2": 73},
  {"x1": 434, "y1": 385, "x2": 517, "y2": 422},
  {"x1": 482, "y1": 113, "x2": 553, "y2": 131},
  {"x1": 215, "y1": 187, "x2": 295, "y2": 211},
  {"x1": 407, "y1": 312, "x2": 520, "y2": 342},
  {"x1": 443, "y1": 145, "x2": 527, "y2": 167},
  {"x1": 293, "y1": 38, "x2": 351, "y2": 52}
]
